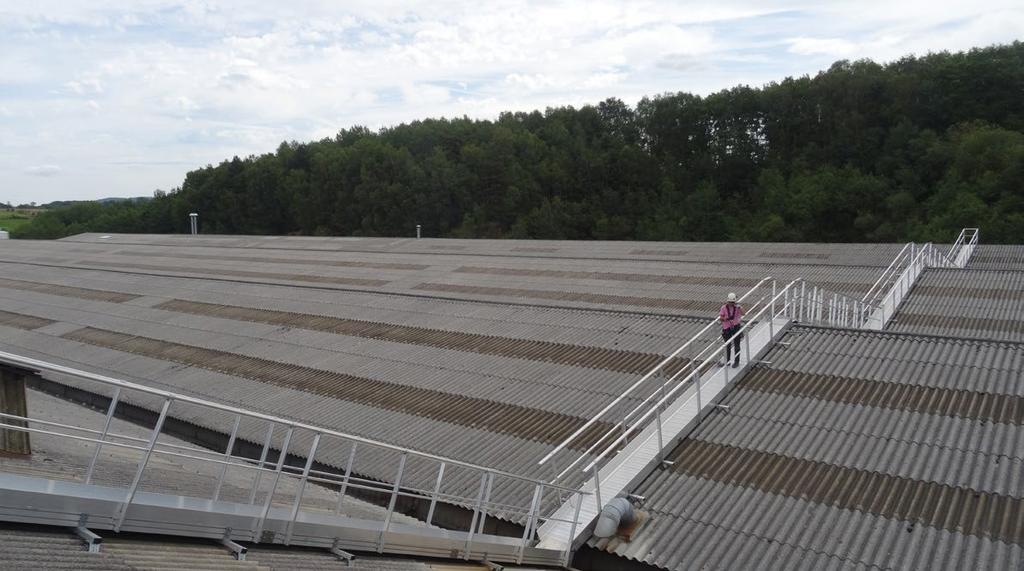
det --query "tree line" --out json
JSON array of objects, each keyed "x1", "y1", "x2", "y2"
[{"x1": 16, "y1": 42, "x2": 1024, "y2": 243}]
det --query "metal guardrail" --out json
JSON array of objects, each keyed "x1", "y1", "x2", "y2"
[
  {"x1": 864, "y1": 230, "x2": 979, "y2": 327},
  {"x1": 535, "y1": 276, "x2": 774, "y2": 480},
  {"x1": 863, "y1": 229, "x2": 979, "y2": 310},
  {"x1": 534, "y1": 228, "x2": 980, "y2": 541},
  {"x1": 539, "y1": 277, "x2": 882, "y2": 487},
  {"x1": 0, "y1": 351, "x2": 588, "y2": 565}
]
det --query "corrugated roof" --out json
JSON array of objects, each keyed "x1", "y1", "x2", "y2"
[
  {"x1": 890, "y1": 268, "x2": 1024, "y2": 342},
  {"x1": 966, "y1": 245, "x2": 1024, "y2": 271},
  {"x1": 595, "y1": 326, "x2": 1024, "y2": 570},
  {"x1": 2, "y1": 237, "x2": 896, "y2": 319},
  {"x1": 4, "y1": 233, "x2": 1022, "y2": 570},
  {"x1": 0, "y1": 245, "x2": 725, "y2": 515},
  {"x1": 61, "y1": 233, "x2": 906, "y2": 267}
]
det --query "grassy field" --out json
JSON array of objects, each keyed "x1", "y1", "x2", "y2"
[{"x1": 0, "y1": 210, "x2": 39, "y2": 234}]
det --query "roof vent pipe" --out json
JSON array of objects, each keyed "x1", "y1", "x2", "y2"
[
  {"x1": 416, "y1": 224, "x2": 421, "y2": 239},
  {"x1": 593, "y1": 496, "x2": 635, "y2": 538},
  {"x1": 189, "y1": 213, "x2": 198, "y2": 235}
]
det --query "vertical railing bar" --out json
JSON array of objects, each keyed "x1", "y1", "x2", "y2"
[
  {"x1": 695, "y1": 369, "x2": 702, "y2": 410},
  {"x1": 655, "y1": 407, "x2": 664, "y2": 464},
  {"x1": 463, "y1": 473, "x2": 488, "y2": 559},
  {"x1": 284, "y1": 432, "x2": 321, "y2": 545},
  {"x1": 378, "y1": 452, "x2": 408, "y2": 553},
  {"x1": 255, "y1": 426, "x2": 294, "y2": 540},
  {"x1": 115, "y1": 397, "x2": 171, "y2": 532},
  {"x1": 800, "y1": 281, "x2": 806, "y2": 321},
  {"x1": 249, "y1": 423, "x2": 275, "y2": 505},
  {"x1": 517, "y1": 483, "x2": 543, "y2": 563},
  {"x1": 213, "y1": 414, "x2": 242, "y2": 502},
  {"x1": 527, "y1": 483, "x2": 545, "y2": 544},
  {"x1": 425, "y1": 461, "x2": 445, "y2": 526},
  {"x1": 334, "y1": 441, "x2": 359, "y2": 515},
  {"x1": 563, "y1": 491, "x2": 584, "y2": 567},
  {"x1": 85, "y1": 387, "x2": 121, "y2": 485},
  {"x1": 477, "y1": 472, "x2": 494, "y2": 535}
]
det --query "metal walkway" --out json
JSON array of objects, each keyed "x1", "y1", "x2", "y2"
[
  {"x1": 0, "y1": 352, "x2": 587, "y2": 567},
  {"x1": 534, "y1": 228, "x2": 980, "y2": 552}
]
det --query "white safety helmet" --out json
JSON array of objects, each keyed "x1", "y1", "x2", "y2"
[{"x1": 726, "y1": 292, "x2": 737, "y2": 302}]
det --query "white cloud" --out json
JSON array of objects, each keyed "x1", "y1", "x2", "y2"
[
  {"x1": 787, "y1": 37, "x2": 858, "y2": 57},
  {"x1": 1, "y1": 0, "x2": 1022, "y2": 204},
  {"x1": 24, "y1": 165, "x2": 62, "y2": 177}
]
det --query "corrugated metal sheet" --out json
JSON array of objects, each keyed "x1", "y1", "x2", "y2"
[
  {"x1": 891, "y1": 268, "x2": 1024, "y2": 342},
  {"x1": 60, "y1": 233, "x2": 906, "y2": 267},
  {"x1": 3, "y1": 233, "x2": 1021, "y2": 569},
  {"x1": 0, "y1": 277, "x2": 140, "y2": 303},
  {"x1": 0, "y1": 309, "x2": 54, "y2": 330},
  {"x1": 596, "y1": 326, "x2": 1024, "y2": 570},
  {"x1": 966, "y1": 245, "x2": 1024, "y2": 271},
  {"x1": 153, "y1": 299, "x2": 691, "y2": 375},
  {"x1": 0, "y1": 248, "x2": 716, "y2": 517},
  {"x1": 1, "y1": 237, "x2": 890, "y2": 318}
]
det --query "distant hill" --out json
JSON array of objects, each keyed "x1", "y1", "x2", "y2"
[
  {"x1": 41, "y1": 197, "x2": 151, "y2": 209},
  {"x1": 11, "y1": 42, "x2": 1024, "y2": 243}
]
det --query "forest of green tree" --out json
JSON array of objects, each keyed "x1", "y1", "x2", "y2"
[{"x1": 16, "y1": 42, "x2": 1024, "y2": 243}]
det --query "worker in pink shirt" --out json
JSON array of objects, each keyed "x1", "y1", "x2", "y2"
[{"x1": 719, "y1": 293, "x2": 744, "y2": 368}]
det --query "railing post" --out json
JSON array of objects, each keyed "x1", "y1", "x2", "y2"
[
  {"x1": 334, "y1": 442, "x2": 358, "y2": 515},
  {"x1": 425, "y1": 461, "x2": 445, "y2": 526},
  {"x1": 213, "y1": 414, "x2": 242, "y2": 501},
  {"x1": 463, "y1": 472, "x2": 489, "y2": 559},
  {"x1": 285, "y1": 432, "x2": 321, "y2": 544},
  {"x1": 517, "y1": 483, "x2": 544, "y2": 564},
  {"x1": 811, "y1": 286, "x2": 818, "y2": 321},
  {"x1": 476, "y1": 472, "x2": 494, "y2": 535},
  {"x1": 799, "y1": 281, "x2": 806, "y2": 321},
  {"x1": 378, "y1": 452, "x2": 408, "y2": 553},
  {"x1": 695, "y1": 369, "x2": 702, "y2": 410},
  {"x1": 115, "y1": 397, "x2": 172, "y2": 532},
  {"x1": 85, "y1": 387, "x2": 121, "y2": 484},
  {"x1": 563, "y1": 492, "x2": 584, "y2": 567},
  {"x1": 255, "y1": 426, "x2": 294, "y2": 540},
  {"x1": 655, "y1": 407, "x2": 664, "y2": 464},
  {"x1": 249, "y1": 423, "x2": 275, "y2": 505}
]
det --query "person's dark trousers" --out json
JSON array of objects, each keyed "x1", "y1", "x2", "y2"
[{"x1": 723, "y1": 327, "x2": 741, "y2": 366}]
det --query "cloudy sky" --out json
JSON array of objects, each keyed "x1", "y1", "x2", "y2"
[{"x1": 2, "y1": 1, "x2": 1021, "y2": 205}]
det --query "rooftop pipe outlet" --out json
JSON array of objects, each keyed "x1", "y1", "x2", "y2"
[{"x1": 593, "y1": 497, "x2": 635, "y2": 538}]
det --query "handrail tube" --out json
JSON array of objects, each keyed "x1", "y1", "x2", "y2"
[
  {"x1": 862, "y1": 242, "x2": 911, "y2": 303},
  {"x1": 581, "y1": 279, "x2": 802, "y2": 474},
  {"x1": 536, "y1": 276, "x2": 774, "y2": 467},
  {"x1": 0, "y1": 350, "x2": 580, "y2": 493},
  {"x1": 547, "y1": 284, "x2": 780, "y2": 480},
  {"x1": 554, "y1": 277, "x2": 881, "y2": 482},
  {"x1": 6, "y1": 409, "x2": 579, "y2": 529},
  {"x1": 629, "y1": 282, "x2": 877, "y2": 425}
]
